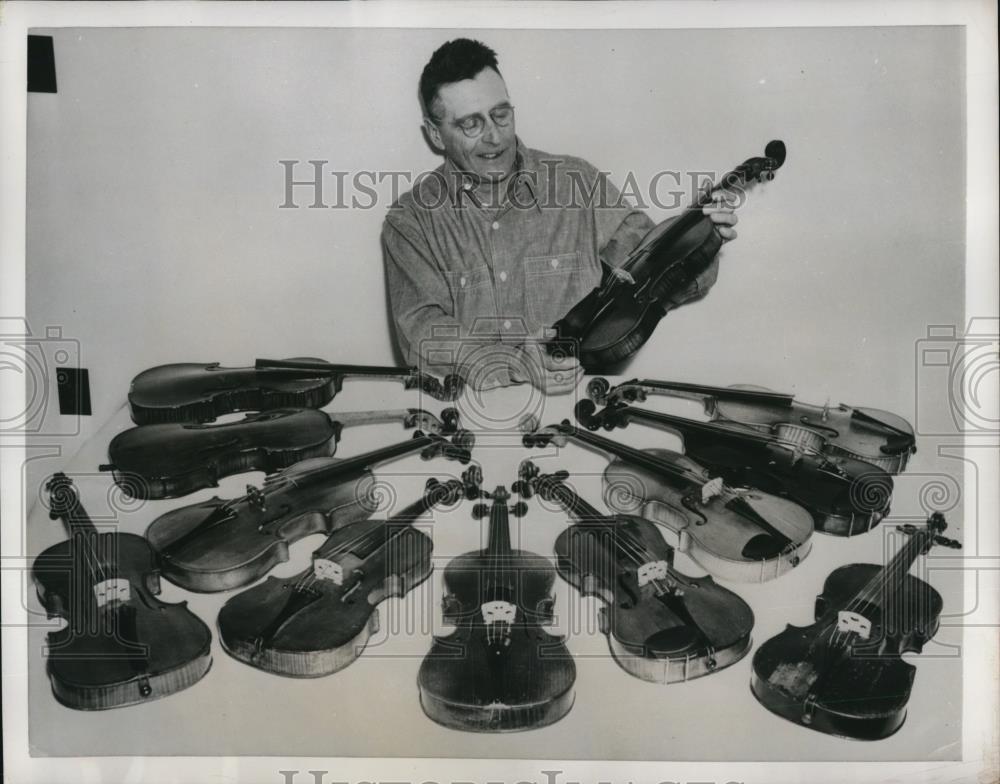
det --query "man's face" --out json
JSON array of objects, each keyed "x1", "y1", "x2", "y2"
[{"x1": 425, "y1": 67, "x2": 517, "y2": 182}]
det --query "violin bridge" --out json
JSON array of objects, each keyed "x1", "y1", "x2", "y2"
[
  {"x1": 836, "y1": 610, "x2": 871, "y2": 640},
  {"x1": 636, "y1": 560, "x2": 669, "y2": 587},
  {"x1": 481, "y1": 600, "x2": 516, "y2": 626},
  {"x1": 93, "y1": 578, "x2": 130, "y2": 608},
  {"x1": 700, "y1": 477, "x2": 724, "y2": 503},
  {"x1": 313, "y1": 558, "x2": 343, "y2": 585}
]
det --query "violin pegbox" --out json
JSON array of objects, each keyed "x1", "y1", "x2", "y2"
[
  {"x1": 416, "y1": 428, "x2": 475, "y2": 464},
  {"x1": 519, "y1": 416, "x2": 571, "y2": 449}
]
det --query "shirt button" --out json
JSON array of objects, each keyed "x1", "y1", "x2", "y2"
[
  {"x1": 503, "y1": 320, "x2": 512, "y2": 330},
  {"x1": 491, "y1": 221, "x2": 500, "y2": 230},
  {"x1": 550, "y1": 258, "x2": 560, "y2": 269},
  {"x1": 499, "y1": 271, "x2": 508, "y2": 282}
]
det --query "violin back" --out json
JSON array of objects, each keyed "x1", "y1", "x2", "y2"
[
  {"x1": 107, "y1": 408, "x2": 339, "y2": 499},
  {"x1": 128, "y1": 360, "x2": 339, "y2": 424}
]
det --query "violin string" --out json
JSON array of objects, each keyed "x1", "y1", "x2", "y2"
[{"x1": 826, "y1": 527, "x2": 930, "y2": 651}]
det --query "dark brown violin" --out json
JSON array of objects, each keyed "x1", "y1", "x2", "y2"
[
  {"x1": 576, "y1": 399, "x2": 894, "y2": 537},
  {"x1": 549, "y1": 141, "x2": 786, "y2": 371},
  {"x1": 751, "y1": 513, "x2": 960, "y2": 740},
  {"x1": 218, "y1": 470, "x2": 481, "y2": 677},
  {"x1": 417, "y1": 484, "x2": 576, "y2": 732},
  {"x1": 588, "y1": 377, "x2": 916, "y2": 474},
  {"x1": 102, "y1": 407, "x2": 459, "y2": 500},
  {"x1": 31, "y1": 474, "x2": 212, "y2": 709},
  {"x1": 144, "y1": 428, "x2": 474, "y2": 592},
  {"x1": 128, "y1": 358, "x2": 464, "y2": 424},
  {"x1": 522, "y1": 417, "x2": 814, "y2": 583},
  {"x1": 518, "y1": 462, "x2": 754, "y2": 684}
]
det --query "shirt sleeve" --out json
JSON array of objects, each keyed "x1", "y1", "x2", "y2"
[
  {"x1": 592, "y1": 170, "x2": 720, "y2": 306},
  {"x1": 382, "y1": 212, "x2": 520, "y2": 390}
]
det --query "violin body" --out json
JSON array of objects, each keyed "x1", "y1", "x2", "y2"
[
  {"x1": 591, "y1": 378, "x2": 916, "y2": 474},
  {"x1": 218, "y1": 515, "x2": 433, "y2": 677},
  {"x1": 576, "y1": 399, "x2": 895, "y2": 536},
  {"x1": 750, "y1": 514, "x2": 957, "y2": 740},
  {"x1": 145, "y1": 430, "x2": 473, "y2": 592},
  {"x1": 128, "y1": 359, "x2": 340, "y2": 424},
  {"x1": 555, "y1": 216, "x2": 722, "y2": 370},
  {"x1": 418, "y1": 488, "x2": 576, "y2": 732},
  {"x1": 529, "y1": 463, "x2": 755, "y2": 683},
  {"x1": 750, "y1": 564, "x2": 942, "y2": 740},
  {"x1": 33, "y1": 476, "x2": 212, "y2": 709},
  {"x1": 551, "y1": 141, "x2": 786, "y2": 371},
  {"x1": 603, "y1": 449, "x2": 814, "y2": 583},
  {"x1": 107, "y1": 408, "x2": 339, "y2": 499},
  {"x1": 128, "y1": 358, "x2": 463, "y2": 425}
]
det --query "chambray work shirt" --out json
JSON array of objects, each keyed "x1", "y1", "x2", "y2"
[{"x1": 382, "y1": 142, "x2": 717, "y2": 386}]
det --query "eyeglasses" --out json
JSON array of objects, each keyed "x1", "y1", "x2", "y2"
[{"x1": 436, "y1": 103, "x2": 515, "y2": 139}]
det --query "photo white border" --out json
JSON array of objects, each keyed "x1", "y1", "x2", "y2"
[{"x1": 1, "y1": 2, "x2": 996, "y2": 783}]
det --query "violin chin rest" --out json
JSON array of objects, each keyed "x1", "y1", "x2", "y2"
[
  {"x1": 741, "y1": 534, "x2": 784, "y2": 560},
  {"x1": 645, "y1": 626, "x2": 700, "y2": 656}
]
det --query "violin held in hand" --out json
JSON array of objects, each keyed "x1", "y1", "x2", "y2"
[
  {"x1": 32, "y1": 474, "x2": 212, "y2": 709},
  {"x1": 549, "y1": 141, "x2": 786, "y2": 371},
  {"x1": 750, "y1": 513, "x2": 960, "y2": 740},
  {"x1": 127, "y1": 358, "x2": 464, "y2": 424},
  {"x1": 518, "y1": 462, "x2": 753, "y2": 684}
]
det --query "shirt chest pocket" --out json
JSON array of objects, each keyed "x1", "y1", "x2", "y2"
[
  {"x1": 444, "y1": 265, "x2": 497, "y2": 329},
  {"x1": 523, "y1": 251, "x2": 598, "y2": 328}
]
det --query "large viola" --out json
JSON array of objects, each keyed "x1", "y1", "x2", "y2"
[
  {"x1": 103, "y1": 407, "x2": 459, "y2": 500},
  {"x1": 750, "y1": 513, "x2": 960, "y2": 740},
  {"x1": 144, "y1": 428, "x2": 474, "y2": 592},
  {"x1": 588, "y1": 377, "x2": 916, "y2": 474},
  {"x1": 576, "y1": 399, "x2": 894, "y2": 537},
  {"x1": 32, "y1": 474, "x2": 212, "y2": 709},
  {"x1": 549, "y1": 141, "x2": 786, "y2": 371},
  {"x1": 418, "y1": 484, "x2": 576, "y2": 732},
  {"x1": 218, "y1": 470, "x2": 481, "y2": 677},
  {"x1": 127, "y1": 358, "x2": 464, "y2": 424},
  {"x1": 523, "y1": 418, "x2": 814, "y2": 583},
  {"x1": 518, "y1": 462, "x2": 753, "y2": 684}
]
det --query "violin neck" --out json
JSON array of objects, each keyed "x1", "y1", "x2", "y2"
[
  {"x1": 280, "y1": 435, "x2": 435, "y2": 489},
  {"x1": 564, "y1": 427, "x2": 702, "y2": 487},
  {"x1": 486, "y1": 501, "x2": 513, "y2": 556},
  {"x1": 620, "y1": 406, "x2": 772, "y2": 447},
  {"x1": 856, "y1": 527, "x2": 932, "y2": 609},
  {"x1": 255, "y1": 358, "x2": 412, "y2": 380},
  {"x1": 630, "y1": 380, "x2": 793, "y2": 407}
]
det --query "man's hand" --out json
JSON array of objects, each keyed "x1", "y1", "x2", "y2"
[
  {"x1": 509, "y1": 331, "x2": 584, "y2": 395},
  {"x1": 702, "y1": 190, "x2": 739, "y2": 242}
]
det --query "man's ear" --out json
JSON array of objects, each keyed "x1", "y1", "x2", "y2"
[{"x1": 423, "y1": 118, "x2": 443, "y2": 151}]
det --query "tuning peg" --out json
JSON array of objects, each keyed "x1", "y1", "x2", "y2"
[
  {"x1": 933, "y1": 534, "x2": 962, "y2": 549},
  {"x1": 425, "y1": 477, "x2": 441, "y2": 492},
  {"x1": 462, "y1": 465, "x2": 483, "y2": 498},
  {"x1": 443, "y1": 374, "x2": 464, "y2": 400},
  {"x1": 510, "y1": 501, "x2": 528, "y2": 518},
  {"x1": 451, "y1": 429, "x2": 475, "y2": 451},
  {"x1": 440, "y1": 407, "x2": 460, "y2": 433},
  {"x1": 554, "y1": 470, "x2": 570, "y2": 482},
  {"x1": 472, "y1": 503, "x2": 490, "y2": 520},
  {"x1": 512, "y1": 480, "x2": 531, "y2": 498},
  {"x1": 519, "y1": 414, "x2": 541, "y2": 433},
  {"x1": 586, "y1": 377, "x2": 611, "y2": 404}
]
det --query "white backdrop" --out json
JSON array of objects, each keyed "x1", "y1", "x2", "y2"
[{"x1": 22, "y1": 25, "x2": 967, "y2": 763}]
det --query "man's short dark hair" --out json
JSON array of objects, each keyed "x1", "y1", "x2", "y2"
[{"x1": 420, "y1": 38, "x2": 501, "y2": 120}]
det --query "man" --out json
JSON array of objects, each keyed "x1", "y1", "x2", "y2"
[{"x1": 382, "y1": 38, "x2": 737, "y2": 393}]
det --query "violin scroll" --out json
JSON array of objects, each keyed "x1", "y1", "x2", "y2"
[{"x1": 417, "y1": 430, "x2": 475, "y2": 464}]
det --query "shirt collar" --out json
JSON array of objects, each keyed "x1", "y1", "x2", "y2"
[{"x1": 442, "y1": 137, "x2": 540, "y2": 211}]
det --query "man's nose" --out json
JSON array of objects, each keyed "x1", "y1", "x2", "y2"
[{"x1": 480, "y1": 119, "x2": 501, "y2": 145}]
